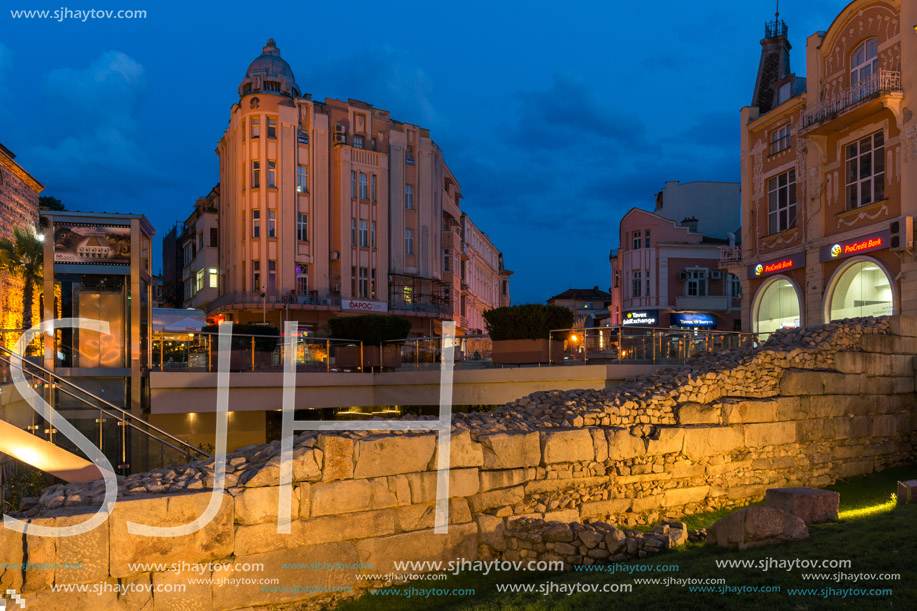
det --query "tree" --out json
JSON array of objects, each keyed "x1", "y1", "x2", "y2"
[
  {"x1": 38, "y1": 196, "x2": 64, "y2": 211},
  {"x1": 0, "y1": 226, "x2": 44, "y2": 330}
]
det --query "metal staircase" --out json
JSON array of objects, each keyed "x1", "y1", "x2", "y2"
[{"x1": 0, "y1": 343, "x2": 210, "y2": 483}]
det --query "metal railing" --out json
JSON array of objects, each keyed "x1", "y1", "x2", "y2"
[
  {"x1": 719, "y1": 246, "x2": 742, "y2": 265},
  {"x1": 381, "y1": 335, "x2": 493, "y2": 370},
  {"x1": 802, "y1": 70, "x2": 902, "y2": 130},
  {"x1": 0, "y1": 343, "x2": 210, "y2": 475},
  {"x1": 209, "y1": 291, "x2": 342, "y2": 311},
  {"x1": 548, "y1": 326, "x2": 761, "y2": 365},
  {"x1": 152, "y1": 330, "x2": 365, "y2": 373}
]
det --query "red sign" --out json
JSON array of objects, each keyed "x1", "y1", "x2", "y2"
[
  {"x1": 819, "y1": 230, "x2": 889, "y2": 262},
  {"x1": 747, "y1": 252, "x2": 805, "y2": 280}
]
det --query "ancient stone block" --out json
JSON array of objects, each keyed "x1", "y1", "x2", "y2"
[
  {"x1": 406, "y1": 469, "x2": 480, "y2": 503},
  {"x1": 234, "y1": 484, "x2": 300, "y2": 525},
  {"x1": 663, "y1": 485, "x2": 709, "y2": 507},
  {"x1": 446, "y1": 431, "x2": 485, "y2": 468},
  {"x1": 310, "y1": 479, "x2": 372, "y2": 516},
  {"x1": 152, "y1": 567, "x2": 212, "y2": 610},
  {"x1": 353, "y1": 434, "x2": 436, "y2": 478},
  {"x1": 480, "y1": 468, "x2": 529, "y2": 492},
  {"x1": 591, "y1": 429, "x2": 609, "y2": 462},
  {"x1": 645, "y1": 428, "x2": 685, "y2": 456},
  {"x1": 707, "y1": 506, "x2": 808, "y2": 550},
  {"x1": 479, "y1": 432, "x2": 541, "y2": 469},
  {"x1": 744, "y1": 422, "x2": 796, "y2": 447},
  {"x1": 779, "y1": 370, "x2": 826, "y2": 396},
  {"x1": 468, "y1": 486, "x2": 524, "y2": 513},
  {"x1": 317, "y1": 435, "x2": 354, "y2": 482},
  {"x1": 723, "y1": 400, "x2": 778, "y2": 424},
  {"x1": 682, "y1": 427, "x2": 742, "y2": 460},
  {"x1": 606, "y1": 429, "x2": 646, "y2": 459},
  {"x1": 580, "y1": 498, "x2": 632, "y2": 518},
  {"x1": 765, "y1": 488, "x2": 839, "y2": 524},
  {"x1": 540, "y1": 429, "x2": 594, "y2": 464},
  {"x1": 476, "y1": 514, "x2": 506, "y2": 550},
  {"x1": 109, "y1": 492, "x2": 234, "y2": 578},
  {"x1": 354, "y1": 523, "x2": 477, "y2": 574},
  {"x1": 887, "y1": 315, "x2": 917, "y2": 338},
  {"x1": 680, "y1": 403, "x2": 722, "y2": 425}
]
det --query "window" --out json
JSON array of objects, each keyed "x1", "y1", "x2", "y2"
[
  {"x1": 183, "y1": 243, "x2": 192, "y2": 266},
  {"x1": 297, "y1": 213, "x2": 308, "y2": 242},
  {"x1": 296, "y1": 272, "x2": 308, "y2": 295},
  {"x1": 359, "y1": 220, "x2": 368, "y2": 247},
  {"x1": 845, "y1": 131, "x2": 885, "y2": 209},
  {"x1": 633, "y1": 231, "x2": 642, "y2": 250},
  {"x1": 184, "y1": 281, "x2": 191, "y2": 301},
  {"x1": 405, "y1": 184, "x2": 414, "y2": 210},
  {"x1": 268, "y1": 209, "x2": 276, "y2": 238},
  {"x1": 209, "y1": 228, "x2": 218, "y2": 247},
  {"x1": 351, "y1": 266, "x2": 357, "y2": 295},
  {"x1": 209, "y1": 268, "x2": 218, "y2": 289},
  {"x1": 686, "y1": 270, "x2": 707, "y2": 297},
  {"x1": 371, "y1": 269, "x2": 376, "y2": 298},
  {"x1": 297, "y1": 165, "x2": 308, "y2": 193},
  {"x1": 195, "y1": 269, "x2": 204, "y2": 293},
  {"x1": 353, "y1": 135, "x2": 364, "y2": 149},
  {"x1": 644, "y1": 230, "x2": 651, "y2": 248},
  {"x1": 198, "y1": 232, "x2": 204, "y2": 250},
  {"x1": 777, "y1": 82, "x2": 792, "y2": 105},
  {"x1": 404, "y1": 286, "x2": 414, "y2": 303},
  {"x1": 632, "y1": 271, "x2": 642, "y2": 298},
  {"x1": 251, "y1": 209, "x2": 260, "y2": 238},
  {"x1": 767, "y1": 169, "x2": 797, "y2": 234},
  {"x1": 358, "y1": 267, "x2": 368, "y2": 297},
  {"x1": 251, "y1": 117, "x2": 260, "y2": 138},
  {"x1": 444, "y1": 287, "x2": 451, "y2": 306},
  {"x1": 251, "y1": 161, "x2": 260, "y2": 188},
  {"x1": 267, "y1": 160, "x2": 276, "y2": 188},
  {"x1": 405, "y1": 228, "x2": 414, "y2": 255},
  {"x1": 645, "y1": 270, "x2": 651, "y2": 297},
  {"x1": 252, "y1": 260, "x2": 261, "y2": 291},
  {"x1": 297, "y1": 126, "x2": 309, "y2": 145},
  {"x1": 371, "y1": 174, "x2": 376, "y2": 201},
  {"x1": 728, "y1": 274, "x2": 741, "y2": 299},
  {"x1": 267, "y1": 117, "x2": 277, "y2": 139},
  {"x1": 444, "y1": 249, "x2": 450, "y2": 272},
  {"x1": 268, "y1": 260, "x2": 276, "y2": 292},
  {"x1": 359, "y1": 173, "x2": 368, "y2": 199},
  {"x1": 851, "y1": 38, "x2": 878, "y2": 95},
  {"x1": 770, "y1": 124, "x2": 791, "y2": 154},
  {"x1": 351, "y1": 171, "x2": 356, "y2": 198},
  {"x1": 371, "y1": 221, "x2": 376, "y2": 248}
]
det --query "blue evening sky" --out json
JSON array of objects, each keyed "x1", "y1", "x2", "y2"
[{"x1": 0, "y1": 0, "x2": 843, "y2": 303}]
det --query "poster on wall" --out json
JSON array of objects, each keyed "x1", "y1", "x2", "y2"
[{"x1": 53, "y1": 224, "x2": 131, "y2": 265}]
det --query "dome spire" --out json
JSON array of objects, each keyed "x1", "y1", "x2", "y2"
[{"x1": 238, "y1": 38, "x2": 301, "y2": 99}]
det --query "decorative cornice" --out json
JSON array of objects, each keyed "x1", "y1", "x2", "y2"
[{"x1": 0, "y1": 153, "x2": 43, "y2": 193}]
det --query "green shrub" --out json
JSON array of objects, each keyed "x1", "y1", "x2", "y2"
[
  {"x1": 483, "y1": 304, "x2": 574, "y2": 341},
  {"x1": 201, "y1": 323, "x2": 280, "y2": 351},
  {"x1": 327, "y1": 315, "x2": 412, "y2": 346}
]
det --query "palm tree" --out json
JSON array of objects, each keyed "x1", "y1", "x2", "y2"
[{"x1": 0, "y1": 226, "x2": 43, "y2": 331}]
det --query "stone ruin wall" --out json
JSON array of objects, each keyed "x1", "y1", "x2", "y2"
[{"x1": 2, "y1": 316, "x2": 917, "y2": 610}]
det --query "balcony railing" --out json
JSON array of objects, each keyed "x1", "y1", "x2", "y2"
[
  {"x1": 802, "y1": 70, "x2": 902, "y2": 130},
  {"x1": 389, "y1": 301, "x2": 451, "y2": 316}
]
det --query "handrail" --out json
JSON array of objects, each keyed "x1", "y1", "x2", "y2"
[{"x1": 0, "y1": 343, "x2": 210, "y2": 460}]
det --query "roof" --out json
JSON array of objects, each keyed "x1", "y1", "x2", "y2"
[{"x1": 548, "y1": 286, "x2": 611, "y2": 302}]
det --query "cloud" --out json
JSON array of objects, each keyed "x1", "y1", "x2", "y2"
[
  {"x1": 304, "y1": 46, "x2": 446, "y2": 132},
  {"x1": 23, "y1": 51, "x2": 167, "y2": 199}
]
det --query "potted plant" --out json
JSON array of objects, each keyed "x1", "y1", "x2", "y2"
[
  {"x1": 201, "y1": 323, "x2": 280, "y2": 371},
  {"x1": 327, "y1": 315, "x2": 412, "y2": 369},
  {"x1": 483, "y1": 304, "x2": 573, "y2": 365}
]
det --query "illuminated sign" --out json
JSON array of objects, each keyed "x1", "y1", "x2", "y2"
[
  {"x1": 53, "y1": 224, "x2": 131, "y2": 265},
  {"x1": 670, "y1": 312, "x2": 717, "y2": 328},
  {"x1": 341, "y1": 300, "x2": 388, "y2": 313},
  {"x1": 622, "y1": 310, "x2": 659, "y2": 326},
  {"x1": 819, "y1": 230, "x2": 889, "y2": 262},
  {"x1": 747, "y1": 252, "x2": 805, "y2": 280}
]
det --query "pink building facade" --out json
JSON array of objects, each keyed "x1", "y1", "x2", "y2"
[{"x1": 610, "y1": 185, "x2": 742, "y2": 331}]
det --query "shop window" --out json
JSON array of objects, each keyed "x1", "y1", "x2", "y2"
[
  {"x1": 754, "y1": 277, "x2": 799, "y2": 335},
  {"x1": 827, "y1": 260, "x2": 892, "y2": 322}
]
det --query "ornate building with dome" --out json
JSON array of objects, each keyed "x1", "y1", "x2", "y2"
[{"x1": 184, "y1": 39, "x2": 511, "y2": 335}]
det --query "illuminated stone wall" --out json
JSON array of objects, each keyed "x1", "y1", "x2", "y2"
[
  {"x1": 0, "y1": 146, "x2": 41, "y2": 344},
  {"x1": 5, "y1": 316, "x2": 917, "y2": 609}
]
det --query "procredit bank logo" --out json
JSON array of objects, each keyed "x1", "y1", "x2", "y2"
[
  {"x1": 830, "y1": 244, "x2": 842, "y2": 258},
  {"x1": 0, "y1": 589, "x2": 25, "y2": 610},
  {"x1": 754, "y1": 264, "x2": 764, "y2": 276}
]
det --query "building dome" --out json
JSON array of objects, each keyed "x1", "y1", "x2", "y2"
[{"x1": 239, "y1": 39, "x2": 301, "y2": 99}]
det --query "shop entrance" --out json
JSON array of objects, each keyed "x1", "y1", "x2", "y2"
[
  {"x1": 754, "y1": 277, "x2": 800, "y2": 335},
  {"x1": 826, "y1": 259, "x2": 893, "y2": 322}
]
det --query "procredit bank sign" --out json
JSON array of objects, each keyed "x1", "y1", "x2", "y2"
[{"x1": 341, "y1": 299, "x2": 388, "y2": 313}]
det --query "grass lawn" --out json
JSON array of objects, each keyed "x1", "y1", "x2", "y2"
[{"x1": 334, "y1": 463, "x2": 917, "y2": 611}]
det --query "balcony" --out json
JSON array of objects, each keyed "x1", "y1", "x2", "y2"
[
  {"x1": 801, "y1": 70, "x2": 902, "y2": 132},
  {"x1": 209, "y1": 291, "x2": 341, "y2": 313},
  {"x1": 719, "y1": 246, "x2": 742, "y2": 269},
  {"x1": 675, "y1": 295, "x2": 730, "y2": 311},
  {"x1": 389, "y1": 301, "x2": 451, "y2": 317}
]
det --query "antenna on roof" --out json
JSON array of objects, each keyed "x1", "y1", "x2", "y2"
[{"x1": 775, "y1": 0, "x2": 779, "y2": 20}]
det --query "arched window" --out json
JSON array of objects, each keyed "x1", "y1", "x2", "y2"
[
  {"x1": 826, "y1": 259, "x2": 893, "y2": 322},
  {"x1": 754, "y1": 277, "x2": 800, "y2": 335},
  {"x1": 851, "y1": 39, "x2": 878, "y2": 91}
]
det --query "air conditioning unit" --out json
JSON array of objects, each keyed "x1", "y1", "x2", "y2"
[
  {"x1": 890, "y1": 217, "x2": 914, "y2": 251},
  {"x1": 331, "y1": 284, "x2": 341, "y2": 292},
  {"x1": 333, "y1": 133, "x2": 346, "y2": 144},
  {"x1": 679, "y1": 271, "x2": 688, "y2": 280},
  {"x1": 711, "y1": 270, "x2": 723, "y2": 279},
  {"x1": 334, "y1": 124, "x2": 346, "y2": 134},
  {"x1": 330, "y1": 251, "x2": 340, "y2": 261}
]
